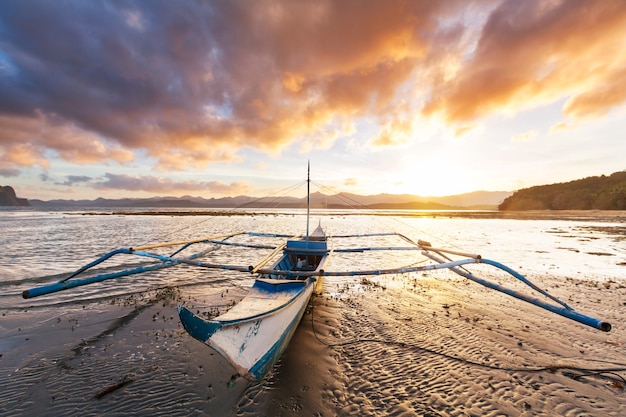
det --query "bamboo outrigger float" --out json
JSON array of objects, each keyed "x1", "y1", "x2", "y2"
[{"x1": 22, "y1": 164, "x2": 611, "y2": 380}]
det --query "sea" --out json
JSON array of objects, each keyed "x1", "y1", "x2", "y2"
[{"x1": 0, "y1": 208, "x2": 624, "y2": 416}]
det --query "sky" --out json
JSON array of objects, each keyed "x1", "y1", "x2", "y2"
[{"x1": 0, "y1": 0, "x2": 625, "y2": 201}]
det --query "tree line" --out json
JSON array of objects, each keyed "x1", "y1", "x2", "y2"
[{"x1": 499, "y1": 171, "x2": 626, "y2": 211}]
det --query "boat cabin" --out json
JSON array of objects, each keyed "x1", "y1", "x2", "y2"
[
  {"x1": 266, "y1": 222, "x2": 328, "y2": 278},
  {"x1": 283, "y1": 239, "x2": 328, "y2": 273}
]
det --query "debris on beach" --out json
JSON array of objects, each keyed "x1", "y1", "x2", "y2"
[{"x1": 94, "y1": 374, "x2": 136, "y2": 399}]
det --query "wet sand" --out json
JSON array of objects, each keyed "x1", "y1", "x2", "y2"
[{"x1": 2, "y1": 270, "x2": 625, "y2": 416}]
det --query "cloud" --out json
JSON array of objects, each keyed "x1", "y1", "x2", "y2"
[
  {"x1": 3, "y1": 143, "x2": 49, "y2": 169},
  {"x1": 368, "y1": 116, "x2": 414, "y2": 147},
  {"x1": 59, "y1": 175, "x2": 93, "y2": 186},
  {"x1": 550, "y1": 121, "x2": 570, "y2": 132},
  {"x1": 423, "y1": 1, "x2": 626, "y2": 123},
  {"x1": 563, "y1": 67, "x2": 626, "y2": 119},
  {"x1": 0, "y1": 1, "x2": 457, "y2": 172},
  {"x1": 0, "y1": 113, "x2": 134, "y2": 167},
  {"x1": 94, "y1": 173, "x2": 250, "y2": 196},
  {"x1": 1, "y1": 0, "x2": 625, "y2": 177},
  {"x1": 344, "y1": 177, "x2": 358, "y2": 187},
  {"x1": 0, "y1": 167, "x2": 20, "y2": 177}
]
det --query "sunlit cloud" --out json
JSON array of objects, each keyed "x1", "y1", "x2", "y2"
[
  {"x1": 423, "y1": 1, "x2": 626, "y2": 124},
  {"x1": 0, "y1": 1, "x2": 624, "y2": 199},
  {"x1": 453, "y1": 123, "x2": 479, "y2": 137},
  {"x1": 0, "y1": 113, "x2": 135, "y2": 168},
  {"x1": 344, "y1": 178, "x2": 358, "y2": 187},
  {"x1": 368, "y1": 117, "x2": 414, "y2": 147},
  {"x1": 0, "y1": 1, "x2": 458, "y2": 172},
  {"x1": 563, "y1": 68, "x2": 626, "y2": 119},
  {"x1": 299, "y1": 122, "x2": 355, "y2": 153},
  {"x1": 3, "y1": 143, "x2": 49, "y2": 168},
  {"x1": 550, "y1": 121, "x2": 570, "y2": 132}
]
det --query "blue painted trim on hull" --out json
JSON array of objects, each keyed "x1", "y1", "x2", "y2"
[
  {"x1": 178, "y1": 305, "x2": 223, "y2": 341},
  {"x1": 254, "y1": 279, "x2": 306, "y2": 292},
  {"x1": 178, "y1": 278, "x2": 311, "y2": 329}
]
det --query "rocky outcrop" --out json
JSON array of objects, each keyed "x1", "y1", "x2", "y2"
[{"x1": 0, "y1": 186, "x2": 30, "y2": 206}]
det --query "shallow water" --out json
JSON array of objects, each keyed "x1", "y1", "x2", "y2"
[{"x1": 0, "y1": 208, "x2": 624, "y2": 416}]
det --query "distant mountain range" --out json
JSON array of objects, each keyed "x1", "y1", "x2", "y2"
[
  {"x1": 22, "y1": 190, "x2": 512, "y2": 210},
  {"x1": 5, "y1": 171, "x2": 625, "y2": 210}
]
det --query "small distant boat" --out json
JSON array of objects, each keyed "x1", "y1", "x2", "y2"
[{"x1": 22, "y1": 163, "x2": 612, "y2": 381}]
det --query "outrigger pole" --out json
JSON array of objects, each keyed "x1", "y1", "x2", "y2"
[
  {"x1": 21, "y1": 226, "x2": 610, "y2": 333},
  {"x1": 22, "y1": 233, "x2": 248, "y2": 299}
]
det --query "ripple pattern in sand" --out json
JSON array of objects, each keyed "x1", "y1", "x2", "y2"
[{"x1": 311, "y1": 274, "x2": 626, "y2": 416}]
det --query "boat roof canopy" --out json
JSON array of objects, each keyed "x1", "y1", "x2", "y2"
[{"x1": 285, "y1": 239, "x2": 327, "y2": 253}]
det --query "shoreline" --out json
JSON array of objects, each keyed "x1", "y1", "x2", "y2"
[{"x1": 65, "y1": 209, "x2": 626, "y2": 223}]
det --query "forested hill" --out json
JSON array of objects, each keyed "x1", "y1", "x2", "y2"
[{"x1": 499, "y1": 171, "x2": 626, "y2": 211}]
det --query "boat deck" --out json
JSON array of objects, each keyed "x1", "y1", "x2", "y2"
[{"x1": 213, "y1": 278, "x2": 309, "y2": 323}]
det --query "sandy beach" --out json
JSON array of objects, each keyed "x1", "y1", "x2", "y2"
[
  {"x1": 1, "y1": 210, "x2": 625, "y2": 416},
  {"x1": 2, "y1": 269, "x2": 625, "y2": 416}
]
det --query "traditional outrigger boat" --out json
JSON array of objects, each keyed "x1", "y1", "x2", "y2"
[
  {"x1": 22, "y1": 165, "x2": 611, "y2": 381},
  {"x1": 178, "y1": 221, "x2": 328, "y2": 379}
]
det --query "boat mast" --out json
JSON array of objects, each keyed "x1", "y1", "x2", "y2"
[{"x1": 306, "y1": 160, "x2": 310, "y2": 242}]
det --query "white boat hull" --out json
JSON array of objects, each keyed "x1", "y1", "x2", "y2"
[{"x1": 178, "y1": 277, "x2": 315, "y2": 380}]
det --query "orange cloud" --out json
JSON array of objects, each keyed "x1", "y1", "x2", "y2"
[
  {"x1": 423, "y1": 1, "x2": 626, "y2": 123},
  {"x1": 1, "y1": 1, "x2": 454, "y2": 170},
  {"x1": 3, "y1": 143, "x2": 49, "y2": 168},
  {"x1": 2, "y1": 0, "x2": 625, "y2": 175},
  {"x1": 564, "y1": 68, "x2": 626, "y2": 119},
  {"x1": 0, "y1": 113, "x2": 134, "y2": 170},
  {"x1": 368, "y1": 108, "x2": 415, "y2": 147}
]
